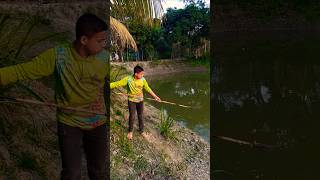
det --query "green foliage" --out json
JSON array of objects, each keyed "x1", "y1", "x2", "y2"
[
  {"x1": 160, "y1": 2, "x2": 209, "y2": 59},
  {"x1": 158, "y1": 108, "x2": 175, "y2": 139},
  {"x1": 150, "y1": 26, "x2": 171, "y2": 59},
  {"x1": 114, "y1": 0, "x2": 209, "y2": 61},
  {"x1": 126, "y1": 22, "x2": 170, "y2": 60},
  {"x1": 163, "y1": 3, "x2": 209, "y2": 48},
  {"x1": 111, "y1": 0, "x2": 163, "y2": 27}
]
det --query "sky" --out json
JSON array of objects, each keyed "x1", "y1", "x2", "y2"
[{"x1": 162, "y1": 0, "x2": 210, "y2": 12}]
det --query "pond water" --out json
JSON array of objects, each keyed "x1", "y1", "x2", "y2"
[
  {"x1": 213, "y1": 31, "x2": 320, "y2": 179},
  {"x1": 146, "y1": 70, "x2": 210, "y2": 142}
]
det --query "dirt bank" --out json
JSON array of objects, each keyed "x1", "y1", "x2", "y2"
[
  {"x1": 111, "y1": 59, "x2": 208, "y2": 76},
  {"x1": 110, "y1": 91, "x2": 210, "y2": 179}
]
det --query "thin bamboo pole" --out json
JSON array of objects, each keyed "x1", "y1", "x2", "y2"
[
  {"x1": 113, "y1": 92, "x2": 192, "y2": 108},
  {"x1": 213, "y1": 135, "x2": 277, "y2": 150},
  {"x1": 0, "y1": 96, "x2": 106, "y2": 116}
]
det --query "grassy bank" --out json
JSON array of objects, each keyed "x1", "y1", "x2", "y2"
[{"x1": 110, "y1": 63, "x2": 210, "y2": 179}]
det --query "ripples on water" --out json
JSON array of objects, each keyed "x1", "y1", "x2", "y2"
[
  {"x1": 213, "y1": 31, "x2": 320, "y2": 179},
  {"x1": 147, "y1": 71, "x2": 210, "y2": 142}
]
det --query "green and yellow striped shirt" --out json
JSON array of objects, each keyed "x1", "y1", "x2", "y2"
[
  {"x1": 0, "y1": 44, "x2": 108, "y2": 129},
  {"x1": 110, "y1": 75, "x2": 152, "y2": 102}
]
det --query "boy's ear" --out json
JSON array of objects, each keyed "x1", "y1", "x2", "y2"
[{"x1": 80, "y1": 36, "x2": 88, "y2": 45}]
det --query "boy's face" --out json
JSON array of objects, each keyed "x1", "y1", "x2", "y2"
[
  {"x1": 134, "y1": 71, "x2": 144, "y2": 79},
  {"x1": 83, "y1": 31, "x2": 107, "y2": 55}
]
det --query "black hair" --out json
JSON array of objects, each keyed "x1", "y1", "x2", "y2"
[
  {"x1": 134, "y1": 65, "x2": 144, "y2": 74},
  {"x1": 76, "y1": 13, "x2": 108, "y2": 39}
]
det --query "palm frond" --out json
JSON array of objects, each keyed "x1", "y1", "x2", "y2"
[
  {"x1": 110, "y1": 16, "x2": 137, "y2": 51},
  {"x1": 111, "y1": 0, "x2": 165, "y2": 27}
]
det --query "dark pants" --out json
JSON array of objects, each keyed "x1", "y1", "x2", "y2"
[
  {"x1": 128, "y1": 101, "x2": 144, "y2": 133},
  {"x1": 57, "y1": 121, "x2": 108, "y2": 180}
]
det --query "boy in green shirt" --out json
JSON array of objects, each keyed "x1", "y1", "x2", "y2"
[
  {"x1": 0, "y1": 14, "x2": 108, "y2": 179},
  {"x1": 110, "y1": 65, "x2": 161, "y2": 140}
]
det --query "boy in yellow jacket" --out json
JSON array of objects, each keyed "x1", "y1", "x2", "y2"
[
  {"x1": 110, "y1": 65, "x2": 161, "y2": 140},
  {"x1": 0, "y1": 14, "x2": 108, "y2": 179}
]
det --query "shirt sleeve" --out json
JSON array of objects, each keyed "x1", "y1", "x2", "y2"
[
  {"x1": 143, "y1": 79, "x2": 152, "y2": 93},
  {"x1": 110, "y1": 76, "x2": 129, "y2": 89},
  {"x1": 0, "y1": 48, "x2": 56, "y2": 86}
]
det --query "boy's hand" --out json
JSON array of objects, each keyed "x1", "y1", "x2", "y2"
[{"x1": 154, "y1": 96, "x2": 161, "y2": 102}]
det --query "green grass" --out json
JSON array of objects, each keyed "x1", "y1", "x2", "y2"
[
  {"x1": 158, "y1": 108, "x2": 176, "y2": 139},
  {"x1": 110, "y1": 117, "x2": 134, "y2": 159},
  {"x1": 153, "y1": 153, "x2": 175, "y2": 178},
  {"x1": 133, "y1": 156, "x2": 149, "y2": 172},
  {"x1": 117, "y1": 132, "x2": 135, "y2": 159}
]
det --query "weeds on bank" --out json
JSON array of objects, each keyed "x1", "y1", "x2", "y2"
[
  {"x1": 117, "y1": 133, "x2": 134, "y2": 159},
  {"x1": 158, "y1": 108, "x2": 176, "y2": 139},
  {"x1": 133, "y1": 155, "x2": 148, "y2": 172}
]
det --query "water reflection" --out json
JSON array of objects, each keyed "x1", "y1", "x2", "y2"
[
  {"x1": 213, "y1": 31, "x2": 320, "y2": 179},
  {"x1": 147, "y1": 71, "x2": 210, "y2": 142}
]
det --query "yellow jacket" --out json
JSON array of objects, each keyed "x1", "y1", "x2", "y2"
[
  {"x1": 110, "y1": 75, "x2": 152, "y2": 102},
  {"x1": 0, "y1": 44, "x2": 108, "y2": 129}
]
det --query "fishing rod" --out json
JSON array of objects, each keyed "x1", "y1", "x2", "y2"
[
  {"x1": 112, "y1": 92, "x2": 192, "y2": 108},
  {"x1": 0, "y1": 97, "x2": 276, "y2": 149},
  {"x1": 213, "y1": 135, "x2": 278, "y2": 150},
  {"x1": 0, "y1": 96, "x2": 106, "y2": 116}
]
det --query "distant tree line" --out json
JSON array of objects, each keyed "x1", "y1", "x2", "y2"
[{"x1": 113, "y1": 0, "x2": 210, "y2": 61}]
